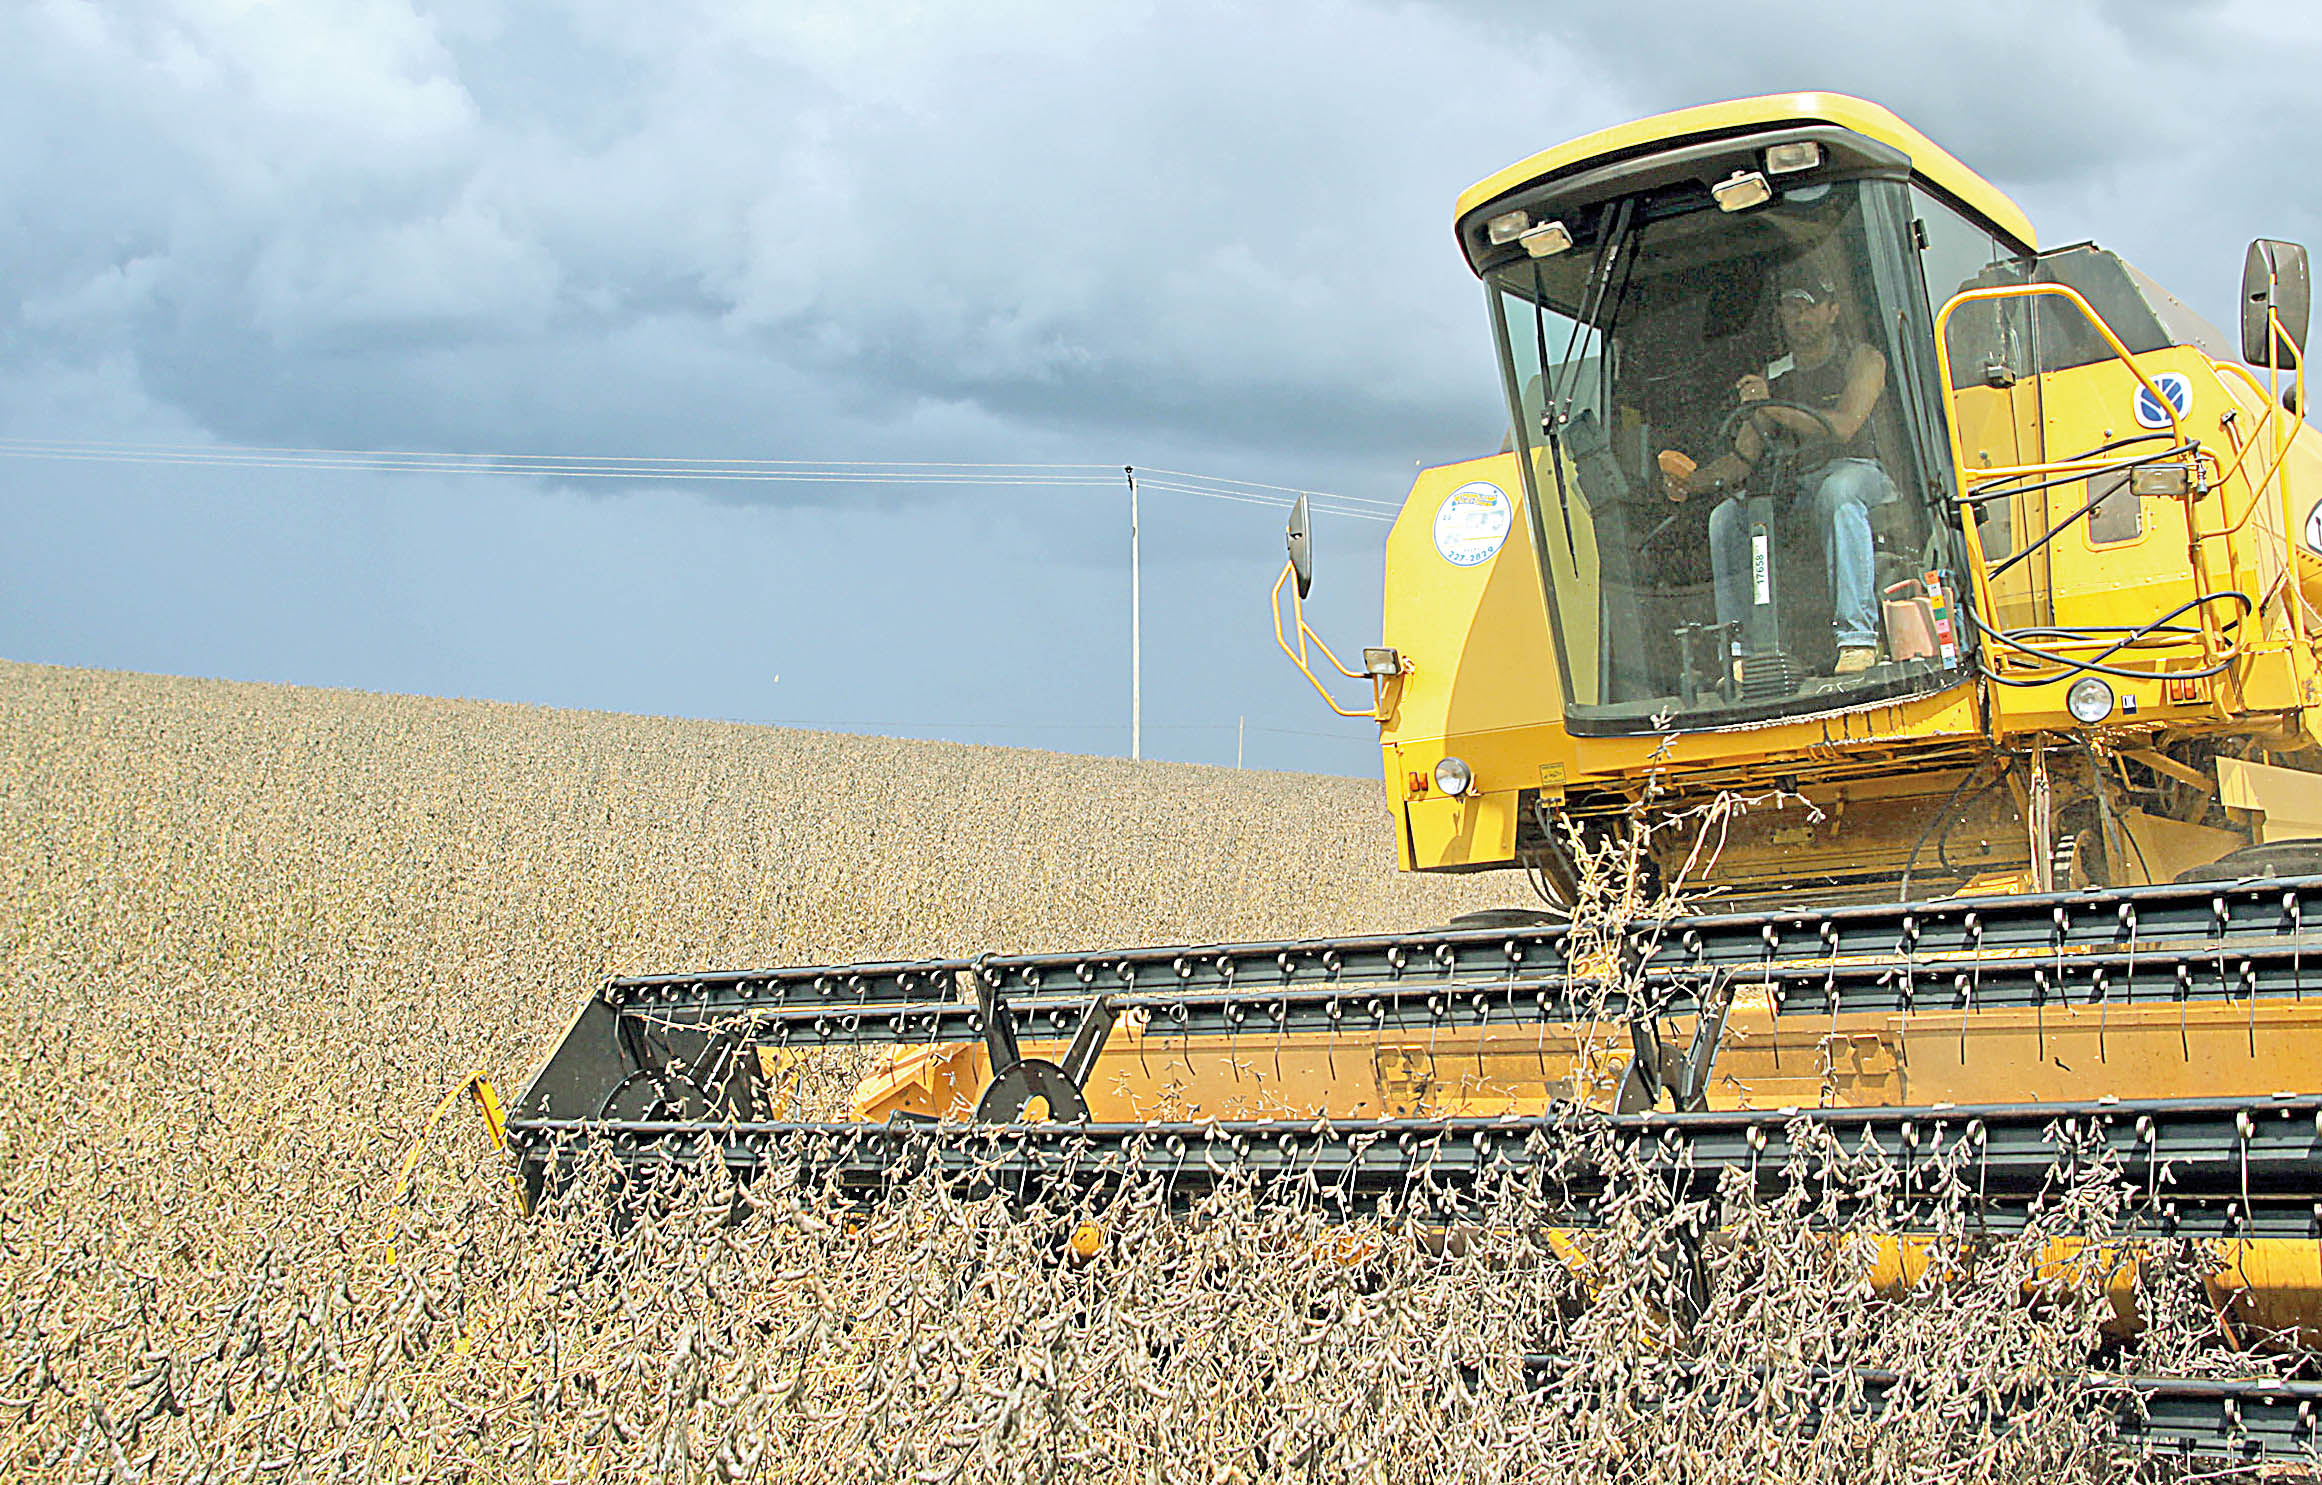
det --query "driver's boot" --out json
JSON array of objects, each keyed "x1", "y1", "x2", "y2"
[{"x1": 1833, "y1": 645, "x2": 1878, "y2": 676}]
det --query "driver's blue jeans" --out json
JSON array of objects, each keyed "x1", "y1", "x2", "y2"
[{"x1": 1707, "y1": 458, "x2": 1890, "y2": 653}]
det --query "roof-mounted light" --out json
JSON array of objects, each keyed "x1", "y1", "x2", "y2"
[
  {"x1": 1485, "y1": 209, "x2": 1531, "y2": 245},
  {"x1": 1764, "y1": 141, "x2": 1822, "y2": 175},
  {"x1": 1711, "y1": 170, "x2": 1773, "y2": 213},
  {"x1": 1518, "y1": 220, "x2": 1573, "y2": 258}
]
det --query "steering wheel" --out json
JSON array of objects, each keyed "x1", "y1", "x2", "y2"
[{"x1": 1714, "y1": 399, "x2": 1840, "y2": 482}]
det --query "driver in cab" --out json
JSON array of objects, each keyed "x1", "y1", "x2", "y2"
[{"x1": 1659, "y1": 264, "x2": 1896, "y2": 678}]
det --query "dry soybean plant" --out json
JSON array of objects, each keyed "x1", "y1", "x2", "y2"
[
  {"x1": 4, "y1": 1123, "x2": 2261, "y2": 1483},
  {"x1": 0, "y1": 661, "x2": 2298, "y2": 1482}
]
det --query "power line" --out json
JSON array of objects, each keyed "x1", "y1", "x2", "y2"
[
  {"x1": 762, "y1": 718, "x2": 1367, "y2": 741},
  {"x1": 1132, "y1": 477, "x2": 1391, "y2": 522},
  {"x1": 1136, "y1": 464, "x2": 1403, "y2": 511},
  {"x1": 0, "y1": 437, "x2": 1398, "y2": 523},
  {"x1": 8, "y1": 436, "x2": 1125, "y2": 467}
]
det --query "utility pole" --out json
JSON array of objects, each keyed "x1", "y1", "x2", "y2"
[
  {"x1": 1237, "y1": 716, "x2": 1244, "y2": 769},
  {"x1": 1125, "y1": 465, "x2": 1141, "y2": 761}
]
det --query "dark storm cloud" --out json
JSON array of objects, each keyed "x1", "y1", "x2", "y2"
[
  {"x1": 6, "y1": 0, "x2": 2319, "y2": 772},
  {"x1": 0, "y1": 0, "x2": 1605, "y2": 493},
  {"x1": 8, "y1": 0, "x2": 2316, "y2": 483}
]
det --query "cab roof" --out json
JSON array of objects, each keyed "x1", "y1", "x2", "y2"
[{"x1": 1457, "y1": 92, "x2": 2037, "y2": 254}]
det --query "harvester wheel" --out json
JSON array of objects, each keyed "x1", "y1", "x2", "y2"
[
  {"x1": 2173, "y1": 837, "x2": 2322, "y2": 882},
  {"x1": 1446, "y1": 908, "x2": 1565, "y2": 931},
  {"x1": 974, "y1": 1058, "x2": 1090, "y2": 1123}
]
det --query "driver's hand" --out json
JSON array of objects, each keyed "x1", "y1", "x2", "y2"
[
  {"x1": 1735, "y1": 374, "x2": 1770, "y2": 403},
  {"x1": 1656, "y1": 449, "x2": 1696, "y2": 501}
]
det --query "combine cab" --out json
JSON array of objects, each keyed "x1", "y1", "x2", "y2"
[
  {"x1": 1300, "y1": 94, "x2": 2322, "y2": 906},
  {"x1": 507, "y1": 94, "x2": 2322, "y2": 1462}
]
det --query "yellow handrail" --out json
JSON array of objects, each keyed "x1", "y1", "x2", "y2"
[
  {"x1": 2208, "y1": 310, "x2": 2310, "y2": 648},
  {"x1": 2191, "y1": 370, "x2": 2297, "y2": 545},
  {"x1": 1933, "y1": 281, "x2": 2216, "y2": 673}
]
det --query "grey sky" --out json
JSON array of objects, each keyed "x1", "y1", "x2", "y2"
[{"x1": 4, "y1": 1, "x2": 2315, "y2": 774}]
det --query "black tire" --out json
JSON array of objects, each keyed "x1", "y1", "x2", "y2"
[
  {"x1": 2171, "y1": 838, "x2": 2322, "y2": 883},
  {"x1": 1445, "y1": 907, "x2": 1566, "y2": 931}
]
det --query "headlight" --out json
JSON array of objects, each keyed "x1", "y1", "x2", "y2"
[
  {"x1": 2066, "y1": 676, "x2": 2115, "y2": 725},
  {"x1": 1433, "y1": 756, "x2": 1474, "y2": 797}
]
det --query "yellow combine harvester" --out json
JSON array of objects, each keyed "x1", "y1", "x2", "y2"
[{"x1": 506, "y1": 94, "x2": 2322, "y2": 1456}]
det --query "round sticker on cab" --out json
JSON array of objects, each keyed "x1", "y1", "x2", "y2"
[{"x1": 1433, "y1": 481, "x2": 1513, "y2": 567}]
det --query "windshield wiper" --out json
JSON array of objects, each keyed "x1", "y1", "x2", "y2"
[
  {"x1": 1529, "y1": 263, "x2": 1576, "y2": 561},
  {"x1": 1536, "y1": 198, "x2": 1635, "y2": 563}
]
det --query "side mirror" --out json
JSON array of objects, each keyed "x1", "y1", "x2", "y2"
[
  {"x1": 1285, "y1": 493, "x2": 1313, "y2": 599},
  {"x1": 2241, "y1": 238, "x2": 2309, "y2": 368}
]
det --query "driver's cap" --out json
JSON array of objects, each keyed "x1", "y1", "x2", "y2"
[{"x1": 1779, "y1": 264, "x2": 1837, "y2": 304}]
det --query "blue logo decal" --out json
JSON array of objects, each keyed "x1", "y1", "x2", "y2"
[
  {"x1": 1433, "y1": 481, "x2": 1512, "y2": 567},
  {"x1": 2133, "y1": 372, "x2": 2192, "y2": 430}
]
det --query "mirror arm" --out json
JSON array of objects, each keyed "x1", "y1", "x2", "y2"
[{"x1": 1272, "y1": 562, "x2": 1380, "y2": 719}]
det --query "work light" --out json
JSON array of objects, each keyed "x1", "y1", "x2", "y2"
[
  {"x1": 2066, "y1": 676, "x2": 2115, "y2": 725},
  {"x1": 1764, "y1": 141, "x2": 1823, "y2": 174},
  {"x1": 1711, "y1": 170, "x2": 1772, "y2": 212},
  {"x1": 1485, "y1": 209, "x2": 1530, "y2": 245},
  {"x1": 1519, "y1": 220, "x2": 1573, "y2": 258}
]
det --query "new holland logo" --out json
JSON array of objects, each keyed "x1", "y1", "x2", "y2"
[{"x1": 2132, "y1": 372, "x2": 2193, "y2": 430}]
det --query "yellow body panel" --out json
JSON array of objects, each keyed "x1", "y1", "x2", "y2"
[
  {"x1": 1969, "y1": 346, "x2": 2315, "y2": 741},
  {"x1": 2219, "y1": 755, "x2": 2322, "y2": 840},
  {"x1": 860, "y1": 1003, "x2": 2322, "y2": 1124},
  {"x1": 1403, "y1": 790, "x2": 1519, "y2": 871},
  {"x1": 1376, "y1": 455, "x2": 1567, "y2": 870},
  {"x1": 1376, "y1": 455, "x2": 1564, "y2": 751},
  {"x1": 1456, "y1": 92, "x2": 2037, "y2": 254},
  {"x1": 1861, "y1": 1237, "x2": 2322, "y2": 1348}
]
